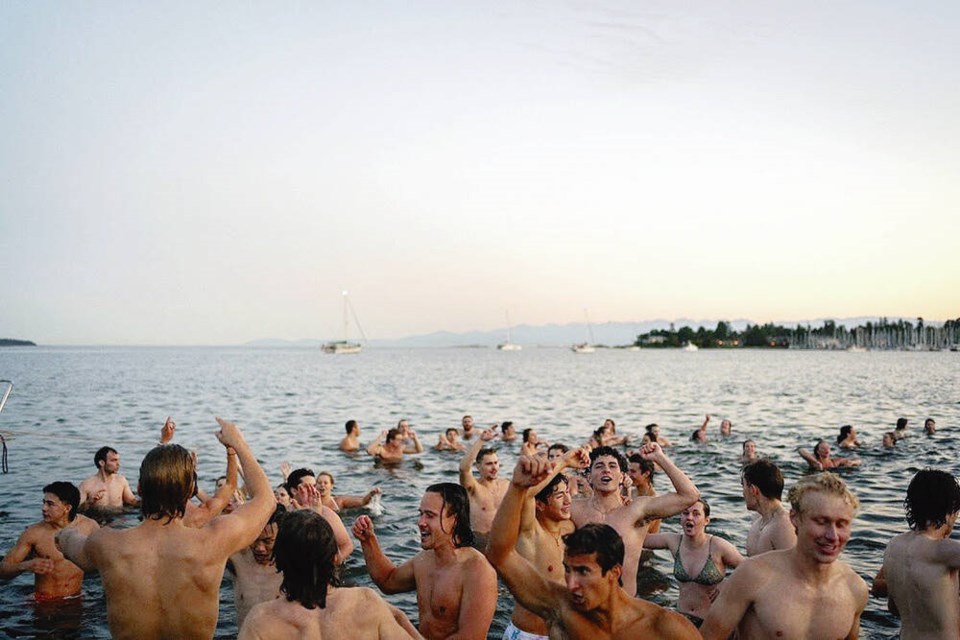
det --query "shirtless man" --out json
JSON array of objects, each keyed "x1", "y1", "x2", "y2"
[
  {"x1": 882, "y1": 468, "x2": 960, "y2": 639},
  {"x1": 459, "y1": 426, "x2": 509, "y2": 544},
  {"x1": 924, "y1": 417, "x2": 937, "y2": 435},
  {"x1": 798, "y1": 440, "x2": 861, "y2": 470},
  {"x1": 78, "y1": 446, "x2": 139, "y2": 512},
  {"x1": 435, "y1": 428, "x2": 466, "y2": 452},
  {"x1": 570, "y1": 443, "x2": 699, "y2": 596},
  {"x1": 57, "y1": 418, "x2": 276, "y2": 639},
  {"x1": 339, "y1": 419, "x2": 362, "y2": 452},
  {"x1": 284, "y1": 467, "x2": 354, "y2": 562},
  {"x1": 741, "y1": 459, "x2": 796, "y2": 556},
  {"x1": 461, "y1": 415, "x2": 476, "y2": 440},
  {"x1": 240, "y1": 508, "x2": 422, "y2": 640},
  {"x1": 521, "y1": 428, "x2": 546, "y2": 457},
  {"x1": 352, "y1": 483, "x2": 497, "y2": 640},
  {"x1": 0, "y1": 481, "x2": 99, "y2": 599},
  {"x1": 627, "y1": 453, "x2": 660, "y2": 534},
  {"x1": 486, "y1": 455, "x2": 699, "y2": 640},
  {"x1": 504, "y1": 447, "x2": 589, "y2": 639},
  {"x1": 740, "y1": 439, "x2": 758, "y2": 464},
  {"x1": 367, "y1": 427, "x2": 422, "y2": 463},
  {"x1": 501, "y1": 421, "x2": 518, "y2": 442},
  {"x1": 228, "y1": 504, "x2": 286, "y2": 628},
  {"x1": 894, "y1": 416, "x2": 909, "y2": 440},
  {"x1": 701, "y1": 472, "x2": 868, "y2": 639}
]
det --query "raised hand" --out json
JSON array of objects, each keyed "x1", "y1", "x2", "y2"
[
  {"x1": 279, "y1": 461, "x2": 292, "y2": 481},
  {"x1": 295, "y1": 483, "x2": 322, "y2": 510},
  {"x1": 564, "y1": 446, "x2": 592, "y2": 470},
  {"x1": 215, "y1": 417, "x2": 244, "y2": 449},
  {"x1": 160, "y1": 417, "x2": 176, "y2": 444},
  {"x1": 511, "y1": 455, "x2": 553, "y2": 488},
  {"x1": 480, "y1": 426, "x2": 499, "y2": 442},
  {"x1": 352, "y1": 514, "x2": 376, "y2": 542},
  {"x1": 639, "y1": 441, "x2": 664, "y2": 461}
]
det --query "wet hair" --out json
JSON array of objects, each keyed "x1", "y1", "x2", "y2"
[
  {"x1": 741, "y1": 459, "x2": 784, "y2": 500},
  {"x1": 904, "y1": 469, "x2": 960, "y2": 531},
  {"x1": 692, "y1": 498, "x2": 711, "y2": 518},
  {"x1": 477, "y1": 447, "x2": 497, "y2": 463},
  {"x1": 386, "y1": 428, "x2": 401, "y2": 443},
  {"x1": 286, "y1": 467, "x2": 316, "y2": 493},
  {"x1": 690, "y1": 429, "x2": 705, "y2": 442},
  {"x1": 522, "y1": 428, "x2": 535, "y2": 443},
  {"x1": 43, "y1": 482, "x2": 80, "y2": 522},
  {"x1": 604, "y1": 419, "x2": 616, "y2": 431},
  {"x1": 627, "y1": 454, "x2": 655, "y2": 478},
  {"x1": 742, "y1": 439, "x2": 756, "y2": 452},
  {"x1": 268, "y1": 502, "x2": 287, "y2": 527},
  {"x1": 644, "y1": 423, "x2": 658, "y2": 434},
  {"x1": 787, "y1": 472, "x2": 859, "y2": 516},
  {"x1": 589, "y1": 446, "x2": 627, "y2": 472},
  {"x1": 896, "y1": 417, "x2": 908, "y2": 431},
  {"x1": 94, "y1": 446, "x2": 118, "y2": 469},
  {"x1": 425, "y1": 483, "x2": 474, "y2": 548},
  {"x1": 344, "y1": 420, "x2": 358, "y2": 435},
  {"x1": 535, "y1": 473, "x2": 569, "y2": 504},
  {"x1": 813, "y1": 439, "x2": 829, "y2": 459},
  {"x1": 548, "y1": 443, "x2": 569, "y2": 456},
  {"x1": 836, "y1": 425, "x2": 853, "y2": 444},
  {"x1": 396, "y1": 419, "x2": 409, "y2": 430},
  {"x1": 445, "y1": 428, "x2": 459, "y2": 438},
  {"x1": 563, "y1": 523, "x2": 624, "y2": 576},
  {"x1": 274, "y1": 509, "x2": 339, "y2": 609},
  {"x1": 501, "y1": 421, "x2": 514, "y2": 434},
  {"x1": 139, "y1": 445, "x2": 195, "y2": 523}
]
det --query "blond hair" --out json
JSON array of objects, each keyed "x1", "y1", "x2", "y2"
[{"x1": 787, "y1": 472, "x2": 858, "y2": 515}]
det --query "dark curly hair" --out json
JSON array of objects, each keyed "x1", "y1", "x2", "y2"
[
  {"x1": 905, "y1": 469, "x2": 960, "y2": 531},
  {"x1": 274, "y1": 509, "x2": 339, "y2": 609}
]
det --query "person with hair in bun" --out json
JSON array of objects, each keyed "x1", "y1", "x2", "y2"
[
  {"x1": 239, "y1": 509, "x2": 421, "y2": 640},
  {"x1": 881, "y1": 468, "x2": 960, "y2": 639},
  {"x1": 352, "y1": 483, "x2": 496, "y2": 640}
]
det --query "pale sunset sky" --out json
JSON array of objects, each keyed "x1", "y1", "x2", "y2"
[{"x1": 1, "y1": 2, "x2": 957, "y2": 345}]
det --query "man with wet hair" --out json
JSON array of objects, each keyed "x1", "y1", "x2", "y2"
[
  {"x1": 58, "y1": 418, "x2": 276, "y2": 639},
  {"x1": 367, "y1": 427, "x2": 420, "y2": 463},
  {"x1": 227, "y1": 503, "x2": 287, "y2": 628},
  {"x1": 0, "y1": 481, "x2": 99, "y2": 599},
  {"x1": 352, "y1": 482, "x2": 497, "y2": 640},
  {"x1": 339, "y1": 419, "x2": 361, "y2": 452},
  {"x1": 283, "y1": 467, "x2": 354, "y2": 562},
  {"x1": 923, "y1": 417, "x2": 937, "y2": 435},
  {"x1": 701, "y1": 472, "x2": 868, "y2": 639},
  {"x1": 881, "y1": 468, "x2": 960, "y2": 639},
  {"x1": 78, "y1": 445, "x2": 140, "y2": 512},
  {"x1": 894, "y1": 416, "x2": 909, "y2": 440},
  {"x1": 486, "y1": 455, "x2": 699, "y2": 639},
  {"x1": 741, "y1": 459, "x2": 796, "y2": 556},
  {"x1": 240, "y1": 509, "x2": 421, "y2": 639},
  {"x1": 570, "y1": 443, "x2": 699, "y2": 596},
  {"x1": 459, "y1": 425, "x2": 509, "y2": 543}
]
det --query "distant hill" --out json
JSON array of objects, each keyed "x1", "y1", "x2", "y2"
[
  {"x1": 0, "y1": 338, "x2": 36, "y2": 347},
  {"x1": 248, "y1": 316, "x2": 921, "y2": 349}
]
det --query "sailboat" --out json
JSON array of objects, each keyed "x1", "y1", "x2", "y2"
[
  {"x1": 571, "y1": 309, "x2": 596, "y2": 353},
  {"x1": 322, "y1": 291, "x2": 365, "y2": 354},
  {"x1": 497, "y1": 311, "x2": 522, "y2": 351}
]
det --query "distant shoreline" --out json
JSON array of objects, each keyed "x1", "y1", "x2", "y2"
[{"x1": 0, "y1": 338, "x2": 36, "y2": 347}]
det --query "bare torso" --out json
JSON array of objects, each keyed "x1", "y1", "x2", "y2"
[
  {"x1": 79, "y1": 473, "x2": 134, "y2": 512},
  {"x1": 412, "y1": 547, "x2": 493, "y2": 640},
  {"x1": 543, "y1": 587, "x2": 699, "y2": 640},
  {"x1": 513, "y1": 518, "x2": 575, "y2": 634},
  {"x1": 6, "y1": 516, "x2": 98, "y2": 598},
  {"x1": 883, "y1": 530, "x2": 960, "y2": 640},
  {"x1": 468, "y1": 478, "x2": 509, "y2": 534},
  {"x1": 570, "y1": 496, "x2": 650, "y2": 597},
  {"x1": 745, "y1": 506, "x2": 796, "y2": 556},
  {"x1": 229, "y1": 547, "x2": 283, "y2": 629}
]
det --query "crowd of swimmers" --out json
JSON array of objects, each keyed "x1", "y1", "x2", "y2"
[{"x1": 0, "y1": 411, "x2": 950, "y2": 639}]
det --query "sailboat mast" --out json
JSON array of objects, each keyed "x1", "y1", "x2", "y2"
[{"x1": 342, "y1": 291, "x2": 349, "y2": 341}]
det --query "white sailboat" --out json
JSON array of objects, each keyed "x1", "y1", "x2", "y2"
[
  {"x1": 571, "y1": 309, "x2": 596, "y2": 353},
  {"x1": 322, "y1": 291, "x2": 365, "y2": 354},
  {"x1": 497, "y1": 311, "x2": 522, "y2": 351}
]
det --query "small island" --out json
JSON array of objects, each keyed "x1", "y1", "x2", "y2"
[{"x1": 0, "y1": 338, "x2": 37, "y2": 347}]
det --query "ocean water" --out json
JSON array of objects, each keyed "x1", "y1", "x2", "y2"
[{"x1": 0, "y1": 346, "x2": 957, "y2": 639}]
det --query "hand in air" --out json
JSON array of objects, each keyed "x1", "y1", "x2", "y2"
[
  {"x1": 480, "y1": 427, "x2": 499, "y2": 442},
  {"x1": 215, "y1": 417, "x2": 244, "y2": 449},
  {"x1": 511, "y1": 455, "x2": 553, "y2": 488},
  {"x1": 564, "y1": 446, "x2": 592, "y2": 470},
  {"x1": 639, "y1": 441, "x2": 664, "y2": 461},
  {"x1": 279, "y1": 461, "x2": 292, "y2": 480},
  {"x1": 296, "y1": 483, "x2": 322, "y2": 509},
  {"x1": 352, "y1": 515, "x2": 376, "y2": 542}
]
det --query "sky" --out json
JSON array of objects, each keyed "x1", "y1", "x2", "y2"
[{"x1": 1, "y1": 2, "x2": 957, "y2": 345}]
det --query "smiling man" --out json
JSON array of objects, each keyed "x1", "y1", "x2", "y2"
[
  {"x1": 459, "y1": 426, "x2": 509, "y2": 545},
  {"x1": 701, "y1": 472, "x2": 868, "y2": 640},
  {"x1": 486, "y1": 455, "x2": 699, "y2": 640},
  {"x1": 352, "y1": 483, "x2": 497, "y2": 640},
  {"x1": 569, "y1": 443, "x2": 699, "y2": 596}
]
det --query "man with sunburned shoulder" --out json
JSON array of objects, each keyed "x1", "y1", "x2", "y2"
[
  {"x1": 0, "y1": 481, "x2": 99, "y2": 600},
  {"x1": 569, "y1": 443, "x2": 699, "y2": 597},
  {"x1": 700, "y1": 472, "x2": 868, "y2": 640},
  {"x1": 486, "y1": 455, "x2": 700, "y2": 640},
  {"x1": 352, "y1": 482, "x2": 497, "y2": 640},
  {"x1": 459, "y1": 426, "x2": 509, "y2": 545},
  {"x1": 881, "y1": 468, "x2": 960, "y2": 640},
  {"x1": 57, "y1": 418, "x2": 276, "y2": 640}
]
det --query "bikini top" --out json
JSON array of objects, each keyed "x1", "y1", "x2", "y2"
[{"x1": 674, "y1": 535, "x2": 725, "y2": 586}]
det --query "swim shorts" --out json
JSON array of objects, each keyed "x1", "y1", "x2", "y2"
[{"x1": 502, "y1": 621, "x2": 549, "y2": 640}]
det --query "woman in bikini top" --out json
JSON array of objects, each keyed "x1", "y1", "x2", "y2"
[{"x1": 642, "y1": 499, "x2": 744, "y2": 624}]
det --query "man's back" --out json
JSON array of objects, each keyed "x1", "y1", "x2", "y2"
[
  {"x1": 884, "y1": 531, "x2": 960, "y2": 639},
  {"x1": 239, "y1": 587, "x2": 418, "y2": 640}
]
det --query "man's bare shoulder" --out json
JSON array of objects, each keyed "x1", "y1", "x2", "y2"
[
  {"x1": 458, "y1": 545, "x2": 494, "y2": 570},
  {"x1": 72, "y1": 514, "x2": 100, "y2": 534},
  {"x1": 648, "y1": 604, "x2": 701, "y2": 639}
]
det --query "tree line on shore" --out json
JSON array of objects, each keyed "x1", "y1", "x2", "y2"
[{"x1": 634, "y1": 318, "x2": 960, "y2": 350}]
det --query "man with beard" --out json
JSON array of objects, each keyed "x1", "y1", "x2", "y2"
[
  {"x1": 701, "y1": 472, "x2": 868, "y2": 639},
  {"x1": 78, "y1": 446, "x2": 139, "y2": 512},
  {"x1": 352, "y1": 483, "x2": 496, "y2": 640},
  {"x1": 570, "y1": 443, "x2": 699, "y2": 596}
]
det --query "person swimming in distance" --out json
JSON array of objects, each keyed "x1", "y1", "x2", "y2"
[
  {"x1": 836, "y1": 425, "x2": 861, "y2": 449},
  {"x1": 740, "y1": 440, "x2": 758, "y2": 463},
  {"x1": 435, "y1": 427, "x2": 466, "y2": 452},
  {"x1": 367, "y1": 427, "x2": 422, "y2": 463},
  {"x1": 645, "y1": 423, "x2": 673, "y2": 447},
  {"x1": 500, "y1": 421, "x2": 518, "y2": 442},
  {"x1": 894, "y1": 417, "x2": 909, "y2": 441},
  {"x1": 719, "y1": 418, "x2": 733, "y2": 438},
  {"x1": 315, "y1": 471, "x2": 381, "y2": 513},
  {"x1": 240, "y1": 509, "x2": 422, "y2": 640},
  {"x1": 461, "y1": 415, "x2": 476, "y2": 440},
  {"x1": 339, "y1": 420, "x2": 362, "y2": 453},
  {"x1": 924, "y1": 417, "x2": 937, "y2": 435},
  {"x1": 882, "y1": 431, "x2": 897, "y2": 449},
  {"x1": 643, "y1": 499, "x2": 743, "y2": 626},
  {"x1": 798, "y1": 439, "x2": 861, "y2": 470}
]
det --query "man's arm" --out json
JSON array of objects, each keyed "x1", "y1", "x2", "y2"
[
  {"x1": 459, "y1": 428, "x2": 497, "y2": 493},
  {"x1": 403, "y1": 431, "x2": 423, "y2": 454},
  {"x1": 797, "y1": 448, "x2": 822, "y2": 470},
  {"x1": 449, "y1": 555, "x2": 497, "y2": 639},
  {"x1": 205, "y1": 418, "x2": 274, "y2": 553},
  {"x1": 184, "y1": 448, "x2": 239, "y2": 528},
  {"x1": 367, "y1": 431, "x2": 387, "y2": 457},
  {"x1": 56, "y1": 527, "x2": 100, "y2": 572},
  {"x1": 700, "y1": 560, "x2": 758, "y2": 640},
  {"x1": 767, "y1": 517, "x2": 798, "y2": 551},
  {"x1": 0, "y1": 529, "x2": 52, "y2": 579},
  {"x1": 352, "y1": 515, "x2": 416, "y2": 594},
  {"x1": 485, "y1": 456, "x2": 564, "y2": 619},
  {"x1": 320, "y1": 506, "x2": 354, "y2": 563},
  {"x1": 641, "y1": 533, "x2": 677, "y2": 551},
  {"x1": 631, "y1": 443, "x2": 699, "y2": 521},
  {"x1": 336, "y1": 487, "x2": 382, "y2": 510},
  {"x1": 120, "y1": 476, "x2": 140, "y2": 507},
  {"x1": 845, "y1": 574, "x2": 869, "y2": 640}
]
